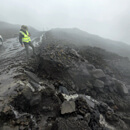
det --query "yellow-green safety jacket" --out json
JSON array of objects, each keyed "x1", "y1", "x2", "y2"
[{"x1": 19, "y1": 31, "x2": 31, "y2": 43}]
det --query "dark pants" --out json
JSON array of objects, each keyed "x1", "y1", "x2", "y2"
[{"x1": 24, "y1": 41, "x2": 36, "y2": 58}]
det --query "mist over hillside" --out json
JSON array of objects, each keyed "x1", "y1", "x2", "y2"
[
  {"x1": 0, "y1": 21, "x2": 41, "y2": 40},
  {"x1": 1, "y1": 0, "x2": 130, "y2": 129},
  {"x1": 49, "y1": 28, "x2": 130, "y2": 59},
  {"x1": 1, "y1": 21, "x2": 130, "y2": 59}
]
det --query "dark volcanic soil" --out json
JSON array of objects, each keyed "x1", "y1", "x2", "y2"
[{"x1": 0, "y1": 31, "x2": 130, "y2": 130}]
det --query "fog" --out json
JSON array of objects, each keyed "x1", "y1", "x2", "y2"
[{"x1": 0, "y1": 0, "x2": 130, "y2": 44}]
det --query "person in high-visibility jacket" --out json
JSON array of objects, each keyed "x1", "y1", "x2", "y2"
[{"x1": 19, "y1": 25, "x2": 36, "y2": 58}]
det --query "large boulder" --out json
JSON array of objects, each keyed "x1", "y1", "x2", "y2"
[
  {"x1": 68, "y1": 62, "x2": 91, "y2": 92},
  {"x1": 38, "y1": 43, "x2": 91, "y2": 92},
  {"x1": 11, "y1": 87, "x2": 61, "y2": 114},
  {"x1": 24, "y1": 71, "x2": 41, "y2": 84},
  {"x1": 115, "y1": 80, "x2": 129, "y2": 96},
  {"x1": 61, "y1": 101, "x2": 76, "y2": 114},
  {"x1": 91, "y1": 69, "x2": 106, "y2": 79}
]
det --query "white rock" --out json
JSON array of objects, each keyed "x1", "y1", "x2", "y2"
[{"x1": 61, "y1": 101, "x2": 76, "y2": 114}]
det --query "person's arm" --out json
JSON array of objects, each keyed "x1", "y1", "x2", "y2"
[
  {"x1": 19, "y1": 33, "x2": 24, "y2": 46},
  {"x1": 28, "y1": 32, "x2": 31, "y2": 37}
]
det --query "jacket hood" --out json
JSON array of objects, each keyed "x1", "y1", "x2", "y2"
[{"x1": 20, "y1": 29, "x2": 26, "y2": 33}]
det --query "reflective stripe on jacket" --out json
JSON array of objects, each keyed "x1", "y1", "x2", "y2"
[{"x1": 19, "y1": 31, "x2": 31, "y2": 43}]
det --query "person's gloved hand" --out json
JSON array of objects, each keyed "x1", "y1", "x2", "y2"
[{"x1": 21, "y1": 44, "x2": 24, "y2": 47}]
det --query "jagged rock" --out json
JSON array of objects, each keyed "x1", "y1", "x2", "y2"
[
  {"x1": 30, "y1": 93, "x2": 41, "y2": 106},
  {"x1": 47, "y1": 84, "x2": 55, "y2": 91},
  {"x1": 84, "y1": 113, "x2": 91, "y2": 123},
  {"x1": 103, "y1": 99, "x2": 115, "y2": 106},
  {"x1": 91, "y1": 110, "x2": 100, "y2": 121},
  {"x1": 98, "y1": 102, "x2": 114, "y2": 114},
  {"x1": 62, "y1": 93, "x2": 78, "y2": 101},
  {"x1": 98, "y1": 102, "x2": 109, "y2": 114},
  {"x1": 86, "y1": 81, "x2": 93, "y2": 89},
  {"x1": 59, "y1": 86, "x2": 69, "y2": 95},
  {"x1": 29, "y1": 80, "x2": 43, "y2": 91},
  {"x1": 61, "y1": 101, "x2": 76, "y2": 114},
  {"x1": 104, "y1": 75, "x2": 114, "y2": 87},
  {"x1": 105, "y1": 111, "x2": 119, "y2": 122},
  {"x1": 86, "y1": 64, "x2": 95, "y2": 70},
  {"x1": 36, "y1": 58, "x2": 66, "y2": 80},
  {"x1": 22, "y1": 87, "x2": 33, "y2": 100},
  {"x1": 38, "y1": 43, "x2": 91, "y2": 92},
  {"x1": 76, "y1": 97, "x2": 91, "y2": 116},
  {"x1": 89, "y1": 110, "x2": 101, "y2": 130},
  {"x1": 79, "y1": 95, "x2": 95, "y2": 108},
  {"x1": 17, "y1": 81, "x2": 25, "y2": 86},
  {"x1": 52, "y1": 118, "x2": 91, "y2": 130},
  {"x1": 115, "y1": 80, "x2": 129, "y2": 96},
  {"x1": 94, "y1": 79, "x2": 104, "y2": 89},
  {"x1": 92, "y1": 69, "x2": 106, "y2": 79},
  {"x1": 24, "y1": 71, "x2": 41, "y2": 84},
  {"x1": 68, "y1": 62, "x2": 91, "y2": 92},
  {"x1": 11, "y1": 86, "x2": 61, "y2": 115},
  {"x1": 26, "y1": 82, "x2": 35, "y2": 92},
  {"x1": 70, "y1": 48, "x2": 81, "y2": 58}
]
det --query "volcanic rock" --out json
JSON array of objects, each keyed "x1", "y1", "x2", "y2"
[
  {"x1": 0, "y1": 125, "x2": 19, "y2": 130},
  {"x1": 59, "y1": 86, "x2": 69, "y2": 95},
  {"x1": 52, "y1": 118, "x2": 91, "y2": 130},
  {"x1": 24, "y1": 71, "x2": 41, "y2": 84},
  {"x1": 115, "y1": 80, "x2": 129, "y2": 96},
  {"x1": 92, "y1": 69, "x2": 106, "y2": 79},
  {"x1": 94, "y1": 79, "x2": 104, "y2": 88},
  {"x1": 61, "y1": 101, "x2": 76, "y2": 114},
  {"x1": 84, "y1": 113, "x2": 91, "y2": 123}
]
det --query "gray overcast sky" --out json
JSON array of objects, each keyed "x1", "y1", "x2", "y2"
[{"x1": 0, "y1": 0, "x2": 130, "y2": 43}]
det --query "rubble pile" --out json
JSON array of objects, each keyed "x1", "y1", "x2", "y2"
[{"x1": 0, "y1": 30, "x2": 130, "y2": 130}]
